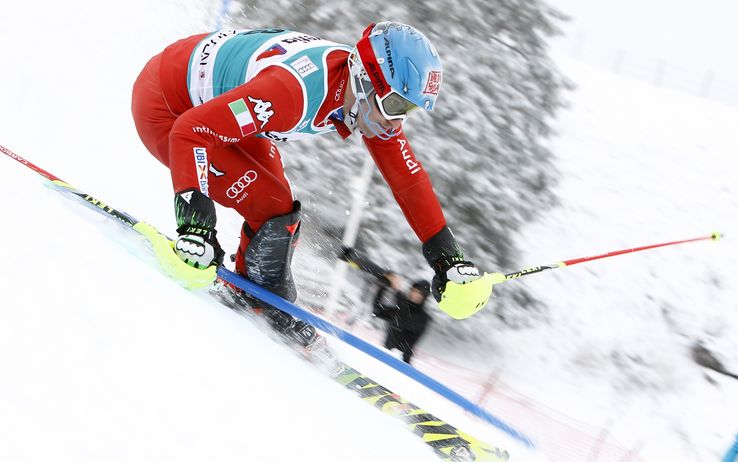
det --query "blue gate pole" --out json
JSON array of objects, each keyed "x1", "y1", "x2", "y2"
[{"x1": 724, "y1": 434, "x2": 738, "y2": 462}]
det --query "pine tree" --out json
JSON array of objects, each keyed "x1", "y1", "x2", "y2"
[{"x1": 231, "y1": 0, "x2": 571, "y2": 338}]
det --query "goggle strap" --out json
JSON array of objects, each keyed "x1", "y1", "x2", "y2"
[{"x1": 356, "y1": 29, "x2": 391, "y2": 98}]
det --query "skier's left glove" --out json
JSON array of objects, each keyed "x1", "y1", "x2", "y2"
[
  {"x1": 422, "y1": 227, "x2": 502, "y2": 319},
  {"x1": 434, "y1": 260, "x2": 482, "y2": 292}
]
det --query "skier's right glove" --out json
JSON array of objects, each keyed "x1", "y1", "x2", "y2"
[
  {"x1": 173, "y1": 189, "x2": 225, "y2": 269},
  {"x1": 174, "y1": 226, "x2": 224, "y2": 269},
  {"x1": 422, "y1": 226, "x2": 501, "y2": 319}
]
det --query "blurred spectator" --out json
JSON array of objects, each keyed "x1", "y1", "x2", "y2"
[
  {"x1": 372, "y1": 272, "x2": 431, "y2": 364},
  {"x1": 340, "y1": 246, "x2": 432, "y2": 363}
]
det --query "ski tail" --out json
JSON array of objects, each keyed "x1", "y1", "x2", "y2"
[
  {"x1": 6, "y1": 145, "x2": 524, "y2": 462},
  {"x1": 336, "y1": 366, "x2": 510, "y2": 461}
]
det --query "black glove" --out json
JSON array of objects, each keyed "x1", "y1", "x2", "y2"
[
  {"x1": 422, "y1": 226, "x2": 481, "y2": 301},
  {"x1": 173, "y1": 189, "x2": 224, "y2": 269}
]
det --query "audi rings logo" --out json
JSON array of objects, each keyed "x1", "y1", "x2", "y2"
[{"x1": 227, "y1": 170, "x2": 258, "y2": 199}]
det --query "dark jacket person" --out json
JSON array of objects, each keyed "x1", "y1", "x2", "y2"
[{"x1": 373, "y1": 273, "x2": 431, "y2": 364}]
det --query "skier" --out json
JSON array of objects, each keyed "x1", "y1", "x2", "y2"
[
  {"x1": 131, "y1": 22, "x2": 493, "y2": 348},
  {"x1": 372, "y1": 273, "x2": 431, "y2": 364}
]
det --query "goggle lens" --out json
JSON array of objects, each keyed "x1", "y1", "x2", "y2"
[{"x1": 375, "y1": 92, "x2": 418, "y2": 120}]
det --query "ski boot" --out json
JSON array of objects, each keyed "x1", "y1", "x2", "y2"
[{"x1": 262, "y1": 307, "x2": 343, "y2": 376}]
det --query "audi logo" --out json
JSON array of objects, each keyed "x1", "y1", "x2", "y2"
[{"x1": 227, "y1": 170, "x2": 258, "y2": 198}]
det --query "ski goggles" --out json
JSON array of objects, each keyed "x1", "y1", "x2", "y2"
[{"x1": 374, "y1": 90, "x2": 418, "y2": 121}]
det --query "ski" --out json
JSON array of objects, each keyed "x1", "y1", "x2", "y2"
[
  {"x1": 3, "y1": 144, "x2": 521, "y2": 461},
  {"x1": 212, "y1": 283, "x2": 511, "y2": 462},
  {"x1": 334, "y1": 364, "x2": 511, "y2": 461}
]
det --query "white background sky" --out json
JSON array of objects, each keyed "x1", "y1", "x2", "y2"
[{"x1": 549, "y1": 0, "x2": 738, "y2": 106}]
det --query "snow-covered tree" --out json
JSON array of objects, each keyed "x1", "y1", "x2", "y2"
[{"x1": 231, "y1": 0, "x2": 571, "y2": 339}]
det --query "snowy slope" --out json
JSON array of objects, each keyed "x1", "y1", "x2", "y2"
[
  {"x1": 0, "y1": 1, "x2": 536, "y2": 461},
  {"x1": 453, "y1": 59, "x2": 738, "y2": 461},
  {"x1": 0, "y1": 160, "x2": 438, "y2": 462},
  {"x1": 0, "y1": 149, "x2": 536, "y2": 462},
  {"x1": 2, "y1": 1, "x2": 738, "y2": 461}
]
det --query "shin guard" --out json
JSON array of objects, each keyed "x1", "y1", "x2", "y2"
[{"x1": 241, "y1": 201, "x2": 301, "y2": 302}]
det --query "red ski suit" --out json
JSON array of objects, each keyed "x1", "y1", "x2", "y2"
[{"x1": 131, "y1": 31, "x2": 447, "y2": 273}]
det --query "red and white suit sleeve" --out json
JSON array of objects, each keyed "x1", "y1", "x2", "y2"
[
  {"x1": 167, "y1": 66, "x2": 303, "y2": 192},
  {"x1": 363, "y1": 131, "x2": 447, "y2": 243}
]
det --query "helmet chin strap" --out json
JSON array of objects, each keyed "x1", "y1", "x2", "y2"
[
  {"x1": 345, "y1": 95, "x2": 360, "y2": 134},
  {"x1": 345, "y1": 67, "x2": 366, "y2": 135}
]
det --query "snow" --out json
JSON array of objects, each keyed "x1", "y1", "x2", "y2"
[
  {"x1": 1, "y1": 169, "x2": 475, "y2": 462},
  {"x1": 0, "y1": 1, "x2": 534, "y2": 461},
  {"x1": 513, "y1": 59, "x2": 738, "y2": 460},
  {"x1": 2, "y1": 1, "x2": 738, "y2": 461}
]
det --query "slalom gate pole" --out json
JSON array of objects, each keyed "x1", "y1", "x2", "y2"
[
  {"x1": 501, "y1": 233, "x2": 722, "y2": 282},
  {"x1": 0, "y1": 144, "x2": 217, "y2": 288},
  {"x1": 725, "y1": 434, "x2": 738, "y2": 462},
  {"x1": 1, "y1": 144, "x2": 141, "y2": 227},
  {"x1": 2, "y1": 144, "x2": 534, "y2": 447}
]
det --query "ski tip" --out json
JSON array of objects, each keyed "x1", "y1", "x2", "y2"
[{"x1": 711, "y1": 231, "x2": 723, "y2": 241}]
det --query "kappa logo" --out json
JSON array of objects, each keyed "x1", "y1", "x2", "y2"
[
  {"x1": 247, "y1": 96, "x2": 274, "y2": 128},
  {"x1": 227, "y1": 170, "x2": 258, "y2": 201}
]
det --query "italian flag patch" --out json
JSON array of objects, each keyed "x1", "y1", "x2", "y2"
[{"x1": 228, "y1": 98, "x2": 256, "y2": 136}]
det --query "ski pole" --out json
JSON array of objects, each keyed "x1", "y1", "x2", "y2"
[
  {"x1": 2, "y1": 144, "x2": 143, "y2": 227},
  {"x1": 3, "y1": 144, "x2": 534, "y2": 445},
  {"x1": 502, "y1": 232, "x2": 723, "y2": 281},
  {"x1": 1, "y1": 143, "x2": 217, "y2": 288}
]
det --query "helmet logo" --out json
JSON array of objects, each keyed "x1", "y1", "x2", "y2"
[
  {"x1": 383, "y1": 37, "x2": 395, "y2": 78},
  {"x1": 423, "y1": 71, "x2": 442, "y2": 96},
  {"x1": 365, "y1": 62, "x2": 388, "y2": 95}
]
